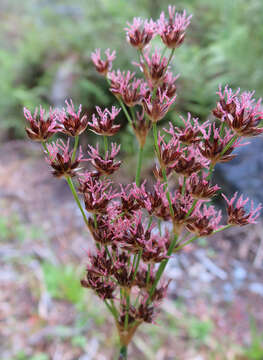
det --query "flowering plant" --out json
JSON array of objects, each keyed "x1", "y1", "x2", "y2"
[{"x1": 24, "y1": 6, "x2": 263, "y2": 359}]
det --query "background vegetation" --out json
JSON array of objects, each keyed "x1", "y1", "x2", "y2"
[{"x1": 0, "y1": 0, "x2": 262, "y2": 140}]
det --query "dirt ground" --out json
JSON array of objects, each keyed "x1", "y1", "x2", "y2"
[{"x1": 1, "y1": 140, "x2": 263, "y2": 360}]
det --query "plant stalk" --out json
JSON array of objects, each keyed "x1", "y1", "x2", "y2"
[{"x1": 135, "y1": 145, "x2": 144, "y2": 186}]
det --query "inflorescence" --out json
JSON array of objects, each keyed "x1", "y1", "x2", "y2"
[{"x1": 24, "y1": 5, "x2": 262, "y2": 358}]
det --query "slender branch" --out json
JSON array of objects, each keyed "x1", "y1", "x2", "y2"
[
  {"x1": 65, "y1": 176, "x2": 89, "y2": 227},
  {"x1": 175, "y1": 224, "x2": 232, "y2": 252},
  {"x1": 181, "y1": 176, "x2": 186, "y2": 196},
  {"x1": 147, "y1": 233, "x2": 178, "y2": 302},
  {"x1": 124, "y1": 291, "x2": 130, "y2": 331},
  {"x1": 152, "y1": 122, "x2": 174, "y2": 217},
  {"x1": 119, "y1": 99, "x2": 133, "y2": 125},
  {"x1": 207, "y1": 134, "x2": 239, "y2": 180},
  {"x1": 104, "y1": 299, "x2": 118, "y2": 320},
  {"x1": 103, "y1": 135, "x2": 108, "y2": 155},
  {"x1": 119, "y1": 345, "x2": 128, "y2": 360},
  {"x1": 132, "y1": 249, "x2": 142, "y2": 281},
  {"x1": 185, "y1": 199, "x2": 198, "y2": 218},
  {"x1": 106, "y1": 76, "x2": 133, "y2": 125},
  {"x1": 41, "y1": 141, "x2": 49, "y2": 154},
  {"x1": 72, "y1": 135, "x2": 79, "y2": 162},
  {"x1": 135, "y1": 146, "x2": 144, "y2": 186}
]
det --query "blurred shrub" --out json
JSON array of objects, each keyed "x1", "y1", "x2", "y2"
[{"x1": 0, "y1": 0, "x2": 262, "y2": 140}]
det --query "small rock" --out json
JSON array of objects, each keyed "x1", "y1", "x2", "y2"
[
  {"x1": 249, "y1": 283, "x2": 263, "y2": 296},
  {"x1": 233, "y1": 266, "x2": 247, "y2": 281},
  {"x1": 223, "y1": 283, "x2": 235, "y2": 302}
]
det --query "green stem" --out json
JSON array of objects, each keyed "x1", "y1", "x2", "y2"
[
  {"x1": 104, "y1": 299, "x2": 118, "y2": 320},
  {"x1": 119, "y1": 345, "x2": 128, "y2": 360},
  {"x1": 212, "y1": 224, "x2": 232, "y2": 234},
  {"x1": 152, "y1": 122, "x2": 174, "y2": 217},
  {"x1": 174, "y1": 235, "x2": 199, "y2": 252},
  {"x1": 41, "y1": 141, "x2": 49, "y2": 154},
  {"x1": 119, "y1": 98, "x2": 133, "y2": 125},
  {"x1": 124, "y1": 291, "x2": 130, "y2": 331},
  {"x1": 72, "y1": 135, "x2": 79, "y2": 162},
  {"x1": 158, "y1": 218, "x2": 162, "y2": 235},
  {"x1": 185, "y1": 199, "x2": 198, "y2": 219},
  {"x1": 163, "y1": 48, "x2": 175, "y2": 76},
  {"x1": 106, "y1": 76, "x2": 132, "y2": 125},
  {"x1": 110, "y1": 299, "x2": 119, "y2": 320},
  {"x1": 207, "y1": 134, "x2": 238, "y2": 181},
  {"x1": 65, "y1": 177, "x2": 89, "y2": 227},
  {"x1": 181, "y1": 176, "x2": 186, "y2": 196},
  {"x1": 103, "y1": 135, "x2": 108, "y2": 156},
  {"x1": 175, "y1": 224, "x2": 232, "y2": 253},
  {"x1": 221, "y1": 134, "x2": 238, "y2": 156},
  {"x1": 93, "y1": 213, "x2": 98, "y2": 228},
  {"x1": 146, "y1": 264, "x2": 151, "y2": 286},
  {"x1": 105, "y1": 245, "x2": 112, "y2": 259},
  {"x1": 148, "y1": 233, "x2": 178, "y2": 302},
  {"x1": 132, "y1": 249, "x2": 142, "y2": 281},
  {"x1": 135, "y1": 146, "x2": 144, "y2": 186}
]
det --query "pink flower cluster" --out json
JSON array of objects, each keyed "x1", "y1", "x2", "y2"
[{"x1": 24, "y1": 5, "x2": 262, "y2": 356}]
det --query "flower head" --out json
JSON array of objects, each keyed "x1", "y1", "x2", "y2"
[
  {"x1": 158, "y1": 6, "x2": 192, "y2": 48},
  {"x1": 89, "y1": 106, "x2": 121, "y2": 136},
  {"x1": 109, "y1": 70, "x2": 147, "y2": 107},
  {"x1": 141, "y1": 50, "x2": 168, "y2": 87},
  {"x1": 81, "y1": 250, "x2": 116, "y2": 299},
  {"x1": 171, "y1": 146, "x2": 209, "y2": 177},
  {"x1": 213, "y1": 85, "x2": 263, "y2": 137},
  {"x1": 199, "y1": 123, "x2": 242, "y2": 164},
  {"x1": 166, "y1": 113, "x2": 209, "y2": 145},
  {"x1": 125, "y1": 18, "x2": 156, "y2": 49},
  {"x1": 88, "y1": 143, "x2": 121, "y2": 175},
  {"x1": 160, "y1": 71, "x2": 179, "y2": 98},
  {"x1": 132, "y1": 109, "x2": 152, "y2": 147},
  {"x1": 58, "y1": 99, "x2": 88, "y2": 136},
  {"x1": 46, "y1": 139, "x2": 84, "y2": 178},
  {"x1": 186, "y1": 204, "x2": 222, "y2": 236},
  {"x1": 24, "y1": 106, "x2": 59, "y2": 141},
  {"x1": 79, "y1": 172, "x2": 116, "y2": 214},
  {"x1": 142, "y1": 88, "x2": 176, "y2": 123},
  {"x1": 186, "y1": 174, "x2": 220, "y2": 200},
  {"x1": 91, "y1": 48, "x2": 116, "y2": 76},
  {"x1": 222, "y1": 192, "x2": 261, "y2": 226},
  {"x1": 157, "y1": 133, "x2": 182, "y2": 168}
]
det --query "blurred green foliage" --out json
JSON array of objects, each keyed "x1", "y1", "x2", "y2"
[
  {"x1": 42, "y1": 262, "x2": 84, "y2": 305},
  {"x1": 0, "y1": 0, "x2": 262, "y2": 141},
  {"x1": 242, "y1": 317, "x2": 263, "y2": 359}
]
